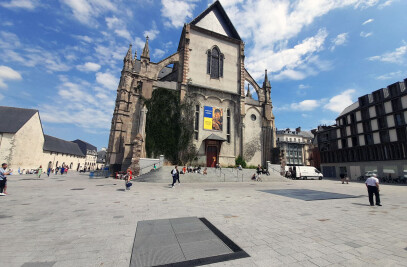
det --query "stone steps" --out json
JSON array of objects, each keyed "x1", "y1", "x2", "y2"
[{"x1": 134, "y1": 166, "x2": 286, "y2": 183}]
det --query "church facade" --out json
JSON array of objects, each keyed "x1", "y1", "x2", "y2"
[{"x1": 107, "y1": 1, "x2": 276, "y2": 172}]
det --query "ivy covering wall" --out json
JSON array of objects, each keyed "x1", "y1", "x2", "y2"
[{"x1": 144, "y1": 88, "x2": 197, "y2": 164}]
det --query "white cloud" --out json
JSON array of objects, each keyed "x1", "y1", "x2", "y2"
[
  {"x1": 0, "y1": 65, "x2": 22, "y2": 88},
  {"x1": 77, "y1": 62, "x2": 101, "y2": 72},
  {"x1": 362, "y1": 18, "x2": 374, "y2": 25},
  {"x1": 217, "y1": 0, "x2": 383, "y2": 82},
  {"x1": 161, "y1": 0, "x2": 197, "y2": 28},
  {"x1": 368, "y1": 45, "x2": 407, "y2": 63},
  {"x1": 247, "y1": 28, "x2": 328, "y2": 80},
  {"x1": 39, "y1": 78, "x2": 115, "y2": 130},
  {"x1": 378, "y1": 0, "x2": 395, "y2": 9},
  {"x1": 291, "y1": 100, "x2": 320, "y2": 111},
  {"x1": 298, "y1": 84, "x2": 310, "y2": 89},
  {"x1": 360, "y1": 31, "x2": 373, "y2": 38},
  {"x1": 330, "y1": 32, "x2": 348, "y2": 51},
  {"x1": 0, "y1": 0, "x2": 39, "y2": 9},
  {"x1": 153, "y1": 48, "x2": 165, "y2": 59},
  {"x1": 96, "y1": 71, "x2": 118, "y2": 89},
  {"x1": 324, "y1": 89, "x2": 356, "y2": 113},
  {"x1": 105, "y1": 16, "x2": 132, "y2": 41},
  {"x1": 73, "y1": 35, "x2": 93, "y2": 43},
  {"x1": 60, "y1": 0, "x2": 117, "y2": 26},
  {"x1": 376, "y1": 70, "x2": 404, "y2": 80},
  {"x1": 143, "y1": 22, "x2": 160, "y2": 40}
]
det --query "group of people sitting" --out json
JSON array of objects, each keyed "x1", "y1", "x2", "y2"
[{"x1": 180, "y1": 166, "x2": 208, "y2": 175}]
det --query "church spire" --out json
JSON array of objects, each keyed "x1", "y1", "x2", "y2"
[
  {"x1": 263, "y1": 69, "x2": 271, "y2": 89},
  {"x1": 141, "y1": 36, "x2": 150, "y2": 60},
  {"x1": 246, "y1": 83, "x2": 252, "y2": 98}
]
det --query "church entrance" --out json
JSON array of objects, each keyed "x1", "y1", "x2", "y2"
[
  {"x1": 206, "y1": 145, "x2": 218, "y2": 167},
  {"x1": 204, "y1": 134, "x2": 226, "y2": 167}
]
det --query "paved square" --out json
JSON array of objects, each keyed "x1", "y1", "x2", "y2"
[
  {"x1": 260, "y1": 189, "x2": 362, "y2": 201},
  {"x1": 1, "y1": 173, "x2": 407, "y2": 267}
]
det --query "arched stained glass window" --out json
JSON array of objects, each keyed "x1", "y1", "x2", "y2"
[{"x1": 207, "y1": 46, "x2": 224, "y2": 79}]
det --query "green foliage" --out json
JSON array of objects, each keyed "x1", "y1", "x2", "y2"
[
  {"x1": 235, "y1": 155, "x2": 246, "y2": 168},
  {"x1": 246, "y1": 165, "x2": 258, "y2": 169},
  {"x1": 144, "y1": 88, "x2": 196, "y2": 164}
]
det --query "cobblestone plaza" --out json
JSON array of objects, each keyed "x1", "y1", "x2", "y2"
[{"x1": 1, "y1": 172, "x2": 406, "y2": 267}]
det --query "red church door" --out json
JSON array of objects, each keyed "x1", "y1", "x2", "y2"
[{"x1": 206, "y1": 146, "x2": 217, "y2": 167}]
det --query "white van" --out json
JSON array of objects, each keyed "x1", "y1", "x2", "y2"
[{"x1": 293, "y1": 166, "x2": 323, "y2": 180}]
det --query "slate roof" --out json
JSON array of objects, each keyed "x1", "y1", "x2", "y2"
[
  {"x1": 204, "y1": 133, "x2": 227, "y2": 141},
  {"x1": 0, "y1": 106, "x2": 38, "y2": 133},
  {"x1": 43, "y1": 135, "x2": 85, "y2": 157},
  {"x1": 72, "y1": 139, "x2": 97, "y2": 155}
]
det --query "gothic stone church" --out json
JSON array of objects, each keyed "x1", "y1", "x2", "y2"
[{"x1": 107, "y1": 1, "x2": 276, "y2": 171}]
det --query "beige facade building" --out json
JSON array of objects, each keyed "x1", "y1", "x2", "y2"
[
  {"x1": 0, "y1": 106, "x2": 96, "y2": 172},
  {"x1": 276, "y1": 128, "x2": 314, "y2": 166},
  {"x1": 107, "y1": 1, "x2": 276, "y2": 172}
]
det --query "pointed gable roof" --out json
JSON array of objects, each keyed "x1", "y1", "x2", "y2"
[
  {"x1": 0, "y1": 106, "x2": 38, "y2": 133},
  {"x1": 190, "y1": 0, "x2": 241, "y2": 40}
]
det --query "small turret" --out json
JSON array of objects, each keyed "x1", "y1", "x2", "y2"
[
  {"x1": 263, "y1": 69, "x2": 271, "y2": 89},
  {"x1": 123, "y1": 44, "x2": 133, "y2": 72},
  {"x1": 141, "y1": 36, "x2": 150, "y2": 62},
  {"x1": 263, "y1": 69, "x2": 271, "y2": 103},
  {"x1": 246, "y1": 83, "x2": 252, "y2": 98}
]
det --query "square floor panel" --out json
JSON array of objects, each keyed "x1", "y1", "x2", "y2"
[
  {"x1": 180, "y1": 238, "x2": 232, "y2": 260},
  {"x1": 261, "y1": 189, "x2": 362, "y2": 201},
  {"x1": 130, "y1": 217, "x2": 249, "y2": 267}
]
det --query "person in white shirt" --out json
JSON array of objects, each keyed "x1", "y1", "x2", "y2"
[
  {"x1": 0, "y1": 163, "x2": 12, "y2": 196},
  {"x1": 365, "y1": 173, "x2": 381, "y2": 206}
]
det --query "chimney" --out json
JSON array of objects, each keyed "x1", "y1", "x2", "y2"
[{"x1": 296, "y1": 127, "x2": 301, "y2": 133}]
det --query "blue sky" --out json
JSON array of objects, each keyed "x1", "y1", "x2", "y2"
[{"x1": 0, "y1": 0, "x2": 406, "y2": 150}]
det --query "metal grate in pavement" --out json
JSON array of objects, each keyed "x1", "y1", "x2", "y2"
[
  {"x1": 130, "y1": 217, "x2": 249, "y2": 267},
  {"x1": 261, "y1": 189, "x2": 362, "y2": 201}
]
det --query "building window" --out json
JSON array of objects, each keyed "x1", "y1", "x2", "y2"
[
  {"x1": 361, "y1": 108, "x2": 369, "y2": 120},
  {"x1": 365, "y1": 134, "x2": 373, "y2": 145},
  {"x1": 380, "y1": 130, "x2": 390, "y2": 143},
  {"x1": 376, "y1": 104, "x2": 385, "y2": 116},
  {"x1": 352, "y1": 136, "x2": 358, "y2": 147},
  {"x1": 391, "y1": 98, "x2": 402, "y2": 111},
  {"x1": 396, "y1": 127, "x2": 407, "y2": 142},
  {"x1": 194, "y1": 105, "x2": 199, "y2": 140},
  {"x1": 251, "y1": 114, "x2": 256, "y2": 121},
  {"x1": 363, "y1": 121, "x2": 371, "y2": 133},
  {"x1": 226, "y1": 109, "x2": 231, "y2": 143},
  {"x1": 378, "y1": 117, "x2": 387, "y2": 128},
  {"x1": 207, "y1": 47, "x2": 224, "y2": 79},
  {"x1": 395, "y1": 113, "x2": 405, "y2": 126}
]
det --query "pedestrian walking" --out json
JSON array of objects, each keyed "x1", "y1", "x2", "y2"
[
  {"x1": 60, "y1": 166, "x2": 65, "y2": 175},
  {"x1": 55, "y1": 167, "x2": 59, "y2": 175},
  {"x1": 124, "y1": 172, "x2": 132, "y2": 191},
  {"x1": 171, "y1": 166, "x2": 180, "y2": 188},
  {"x1": 0, "y1": 163, "x2": 12, "y2": 196},
  {"x1": 47, "y1": 167, "x2": 51, "y2": 177},
  {"x1": 365, "y1": 173, "x2": 381, "y2": 206},
  {"x1": 37, "y1": 165, "x2": 43, "y2": 178}
]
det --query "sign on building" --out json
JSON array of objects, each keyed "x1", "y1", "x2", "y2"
[{"x1": 204, "y1": 106, "x2": 223, "y2": 131}]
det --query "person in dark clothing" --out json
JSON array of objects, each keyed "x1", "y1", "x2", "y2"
[{"x1": 171, "y1": 166, "x2": 180, "y2": 188}]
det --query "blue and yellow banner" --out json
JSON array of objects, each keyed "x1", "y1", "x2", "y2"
[{"x1": 204, "y1": 106, "x2": 223, "y2": 131}]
